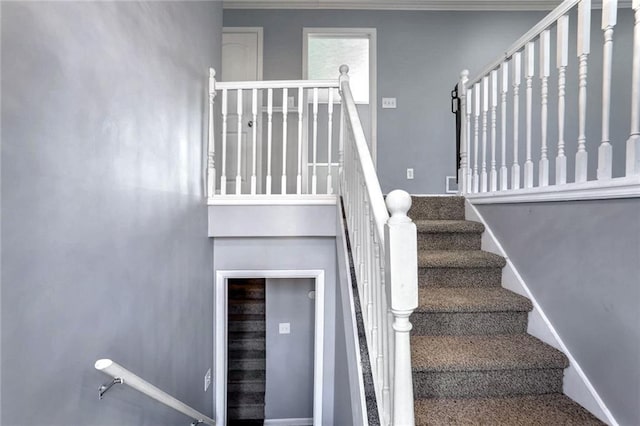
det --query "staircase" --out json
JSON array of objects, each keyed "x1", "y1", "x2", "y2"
[
  {"x1": 227, "y1": 278, "x2": 266, "y2": 425},
  {"x1": 408, "y1": 196, "x2": 604, "y2": 425}
]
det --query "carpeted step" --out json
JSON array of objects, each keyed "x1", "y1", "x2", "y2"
[
  {"x1": 228, "y1": 284, "x2": 265, "y2": 300},
  {"x1": 228, "y1": 391, "x2": 265, "y2": 405},
  {"x1": 228, "y1": 357, "x2": 266, "y2": 371},
  {"x1": 412, "y1": 287, "x2": 532, "y2": 335},
  {"x1": 418, "y1": 250, "x2": 506, "y2": 287},
  {"x1": 416, "y1": 220, "x2": 484, "y2": 251},
  {"x1": 411, "y1": 334, "x2": 568, "y2": 398},
  {"x1": 228, "y1": 299, "x2": 265, "y2": 315},
  {"x1": 228, "y1": 314, "x2": 266, "y2": 332},
  {"x1": 409, "y1": 196, "x2": 465, "y2": 221},
  {"x1": 414, "y1": 394, "x2": 605, "y2": 425},
  {"x1": 227, "y1": 404, "x2": 265, "y2": 420},
  {"x1": 228, "y1": 380, "x2": 266, "y2": 393},
  {"x1": 229, "y1": 333, "x2": 266, "y2": 351},
  {"x1": 228, "y1": 369, "x2": 265, "y2": 383}
]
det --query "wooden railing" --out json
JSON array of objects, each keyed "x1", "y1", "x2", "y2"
[
  {"x1": 339, "y1": 65, "x2": 418, "y2": 426},
  {"x1": 458, "y1": 0, "x2": 640, "y2": 201}
]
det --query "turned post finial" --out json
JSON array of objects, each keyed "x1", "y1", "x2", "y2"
[
  {"x1": 460, "y1": 69, "x2": 470, "y2": 81},
  {"x1": 339, "y1": 64, "x2": 350, "y2": 76},
  {"x1": 385, "y1": 190, "x2": 412, "y2": 224}
]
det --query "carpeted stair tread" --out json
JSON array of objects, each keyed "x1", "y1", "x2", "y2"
[
  {"x1": 416, "y1": 220, "x2": 484, "y2": 234},
  {"x1": 228, "y1": 331, "x2": 264, "y2": 340},
  {"x1": 418, "y1": 250, "x2": 506, "y2": 269},
  {"x1": 409, "y1": 196, "x2": 465, "y2": 220},
  {"x1": 411, "y1": 334, "x2": 568, "y2": 372},
  {"x1": 417, "y1": 287, "x2": 532, "y2": 313},
  {"x1": 228, "y1": 369, "x2": 265, "y2": 383},
  {"x1": 227, "y1": 404, "x2": 264, "y2": 420},
  {"x1": 414, "y1": 394, "x2": 604, "y2": 425},
  {"x1": 228, "y1": 391, "x2": 265, "y2": 405}
]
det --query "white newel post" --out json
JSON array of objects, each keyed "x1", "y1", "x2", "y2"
[
  {"x1": 459, "y1": 70, "x2": 470, "y2": 194},
  {"x1": 207, "y1": 69, "x2": 217, "y2": 198},
  {"x1": 384, "y1": 190, "x2": 418, "y2": 426},
  {"x1": 627, "y1": 0, "x2": 640, "y2": 176}
]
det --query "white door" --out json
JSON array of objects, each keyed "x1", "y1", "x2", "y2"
[{"x1": 222, "y1": 28, "x2": 263, "y2": 194}]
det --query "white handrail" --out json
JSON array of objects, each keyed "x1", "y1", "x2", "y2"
[
  {"x1": 216, "y1": 79, "x2": 339, "y2": 90},
  {"x1": 95, "y1": 359, "x2": 215, "y2": 426}
]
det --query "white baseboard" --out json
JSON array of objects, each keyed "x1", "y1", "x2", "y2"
[
  {"x1": 465, "y1": 200, "x2": 618, "y2": 426},
  {"x1": 264, "y1": 418, "x2": 313, "y2": 425}
]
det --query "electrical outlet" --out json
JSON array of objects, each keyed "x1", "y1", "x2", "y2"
[
  {"x1": 407, "y1": 168, "x2": 414, "y2": 180},
  {"x1": 382, "y1": 97, "x2": 397, "y2": 109},
  {"x1": 204, "y1": 368, "x2": 211, "y2": 392},
  {"x1": 279, "y1": 322, "x2": 291, "y2": 334}
]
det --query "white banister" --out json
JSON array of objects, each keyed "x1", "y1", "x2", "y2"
[
  {"x1": 524, "y1": 41, "x2": 535, "y2": 189},
  {"x1": 459, "y1": 70, "x2": 470, "y2": 194},
  {"x1": 235, "y1": 88, "x2": 243, "y2": 195},
  {"x1": 512, "y1": 51, "x2": 522, "y2": 190},
  {"x1": 297, "y1": 87, "x2": 304, "y2": 194},
  {"x1": 628, "y1": 0, "x2": 640, "y2": 176},
  {"x1": 490, "y1": 69, "x2": 498, "y2": 192},
  {"x1": 465, "y1": 75, "x2": 473, "y2": 192},
  {"x1": 207, "y1": 68, "x2": 216, "y2": 198},
  {"x1": 251, "y1": 88, "x2": 258, "y2": 194},
  {"x1": 221, "y1": 88, "x2": 228, "y2": 195},
  {"x1": 473, "y1": 83, "x2": 481, "y2": 193},
  {"x1": 266, "y1": 88, "x2": 273, "y2": 194},
  {"x1": 95, "y1": 359, "x2": 215, "y2": 426},
  {"x1": 312, "y1": 87, "x2": 319, "y2": 194},
  {"x1": 540, "y1": 29, "x2": 551, "y2": 187},
  {"x1": 576, "y1": 0, "x2": 591, "y2": 183},
  {"x1": 500, "y1": 62, "x2": 509, "y2": 191},
  {"x1": 598, "y1": 0, "x2": 618, "y2": 180},
  {"x1": 481, "y1": 76, "x2": 489, "y2": 193},
  {"x1": 282, "y1": 87, "x2": 288, "y2": 194},
  {"x1": 327, "y1": 88, "x2": 335, "y2": 194},
  {"x1": 557, "y1": 14, "x2": 569, "y2": 185}
]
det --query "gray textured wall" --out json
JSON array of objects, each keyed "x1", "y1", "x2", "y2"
[
  {"x1": 223, "y1": 9, "x2": 548, "y2": 193},
  {"x1": 212, "y1": 236, "x2": 336, "y2": 424},
  {"x1": 476, "y1": 199, "x2": 640, "y2": 426},
  {"x1": 1, "y1": 2, "x2": 221, "y2": 424},
  {"x1": 265, "y1": 278, "x2": 315, "y2": 420}
]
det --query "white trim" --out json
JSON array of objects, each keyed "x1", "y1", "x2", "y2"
[
  {"x1": 217, "y1": 80, "x2": 339, "y2": 90},
  {"x1": 465, "y1": 200, "x2": 618, "y2": 426},
  {"x1": 207, "y1": 194, "x2": 338, "y2": 205},
  {"x1": 215, "y1": 270, "x2": 325, "y2": 426},
  {"x1": 223, "y1": 0, "x2": 625, "y2": 11},
  {"x1": 465, "y1": 176, "x2": 640, "y2": 204},
  {"x1": 302, "y1": 27, "x2": 378, "y2": 165},
  {"x1": 264, "y1": 418, "x2": 313, "y2": 425}
]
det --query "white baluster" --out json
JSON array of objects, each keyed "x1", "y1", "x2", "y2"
[
  {"x1": 221, "y1": 89, "x2": 228, "y2": 195},
  {"x1": 251, "y1": 88, "x2": 258, "y2": 194},
  {"x1": 281, "y1": 88, "x2": 288, "y2": 194},
  {"x1": 327, "y1": 88, "x2": 335, "y2": 194},
  {"x1": 598, "y1": 0, "x2": 618, "y2": 180},
  {"x1": 481, "y1": 76, "x2": 489, "y2": 192},
  {"x1": 500, "y1": 62, "x2": 509, "y2": 191},
  {"x1": 576, "y1": 0, "x2": 591, "y2": 183},
  {"x1": 236, "y1": 89, "x2": 243, "y2": 195},
  {"x1": 339, "y1": 65, "x2": 349, "y2": 183},
  {"x1": 524, "y1": 41, "x2": 535, "y2": 188},
  {"x1": 512, "y1": 51, "x2": 522, "y2": 189},
  {"x1": 459, "y1": 70, "x2": 470, "y2": 194},
  {"x1": 490, "y1": 70, "x2": 498, "y2": 192},
  {"x1": 466, "y1": 84, "x2": 473, "y2": 191},
  {"x1": 207, "y1": 68, "x2": 216, "y2": 197},
  {"x1": 540, "y1": 29, "x2": 551, "y2": 187},
  {"x1": 312, "y1": 87, "x2": 319, "y2": 194},
  {"x1": 473, "y1": 83, "x2": 480, "y2": 193},
  {"x1": 557, "y1": 15, "x2": 569, "y2": 185},
  {"x1": 297, "y1": 87, "x2": 304, "y2": 194},
  {"x1": 384, "y1": 190, "x2": 418, "y2": 426},
  {"x1": 627, "y1": 0, "x2": 640, "y2": 176},
  {"x1": 266, "y1": 88, "x2": 273, "y2": 195}
]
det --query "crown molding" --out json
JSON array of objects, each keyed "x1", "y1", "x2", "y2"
[{"x1": 222, "y1": 0, "x2": 631, "y2": 11}]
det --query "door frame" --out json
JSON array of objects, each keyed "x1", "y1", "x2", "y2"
[
  {"x1": 214, "y1": 269, "x2": 325, "y2": 425},
  {"x1": 222, "y1": 27, "x2": 265, "y2": 193},
  {"x1": 302, "y1": 27, "x2": 378, "y2": 164}
]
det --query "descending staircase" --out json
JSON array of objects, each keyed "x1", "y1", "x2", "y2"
[
  {"x1": 227, "y1": 278, "x2": 266, "y2": 425},
  {"x1": 407, "y1": 196, "x2": 604, "y2": 425}
]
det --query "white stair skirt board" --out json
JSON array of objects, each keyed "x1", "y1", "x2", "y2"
[
  {"x1": 264, "y1": 418, "x2": 313, "y2": 425},
  {"x1": 465, "y1": 200, "x2": 617, "y2": 426}
]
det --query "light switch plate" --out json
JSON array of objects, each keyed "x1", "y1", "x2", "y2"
[
  {"x1": 407, "y1": 168, "x2": 414, "y2": 180},
  {"x1": 279, "y1": 322, "x2": 291, "y2": 334},
  {"x1": 382, "y1": 97, "x2": 397, "y2": 109}
]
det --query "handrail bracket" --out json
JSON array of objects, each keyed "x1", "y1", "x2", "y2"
[{"x1": 98, "y1": 377, "x2": 124, "y2": 400}]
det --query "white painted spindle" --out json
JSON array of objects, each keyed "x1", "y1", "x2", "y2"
[
  {"x1": 490, "y1": 70, "x2": 498, "y2": 192},
  {"x1": 207, "y1": 68, "x2": 216, "y2": 197},
  {"x1": 481, "y1": 76, "x2": 489, "y2": 192},
  {"x1": 576, "y1": 0, "x2": 591, "y2": 183},
  {"x1": 312, "y1": 87, "x2": 319, "y2": 194},
  {"x1": 512, "y1": 52, "x2": 522, "y2": 189},
  {"x1": 297, "y1": 87, "x2": 304, "y2": 194},
  {"x1": 251, "y1": 88, "x2": 258, "y2": 194},
  {"x1": 473, "y1": 83, "x2": 480, "y2": 193},
  {"x1": 524, "y1": 41, "x2": 535, "y2": 188},
  {"x1": 384, "y1": 190, "x2": 418, "y2": 426},
  {"x1": 281, "y1": 88, "x2": 288, "y2": 194},
  {"x1": 221, "y1": 89, "x2": 228, "y2": 194},
  {"x1": 466, "y1": 83, "x2": 473, "y2": 192},
  {"x1": 459, "y1": 70, "x2": 470, "y2": 194},
  {"x1": 540, "y1": 29, "x2": 550, "y2": 187},
  {"x1": 598, "y1": 0, "x2": 618, "y2": 180},
  {"x1": 557, "y1": 15, "x2": 569, "y2": 185},
  {"x1": 266, "y1": 88, "x2": 273, "y2": 194},
  {"x1": 327, "y1": 88, "x2": 334, "y2": 194},
  {"x1": 628, "y1": 0, "x2": 640, "y2": 176},
  {"x1": 500, "y1": 62, "x2": 509, "y2": 191},
  {"x1": 236, "y1": 89, "x2": 243, "y2": 195}
]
